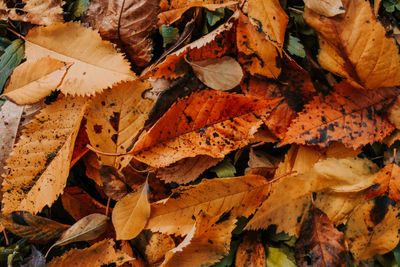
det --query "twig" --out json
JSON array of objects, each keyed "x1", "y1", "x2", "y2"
[
  {"x1": 105, "y1": 197, "x2": 111, "y2": 217},
  {"x1": 2, "y1": 229, "x2": 9, "y2": 246}
]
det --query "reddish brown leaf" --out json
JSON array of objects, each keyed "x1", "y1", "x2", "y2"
[
  {"x1": 282, "y1": 81, "x2": 398, "y2": 149},
  {"x1": 70, "y1": 121, "x2": 90, "y2": 167},
  {"x1": 235, "y1": 233, "x2": 266, "y2": 267},
  {"x1": 100, "y1": 165, "x2": 130, "y2": 201},
  {"x1": 295, "y1": 206, "x2": 347, "y2": 267},
  {"x1": 366, "y1": 164, "x2": 400, "y2": 204}
]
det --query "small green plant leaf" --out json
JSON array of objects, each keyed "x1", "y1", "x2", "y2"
[
  {"x1": 159, "y1": 25, "x2": 179, "y2": 48},
  {"x1": 206, "y1": 8, "x2": 225, "y2": 27},
  {"x1": 286, "y1": 34, "x2": 305, "y2": 58},
  {"x1": 0, "y1": 39, "x2": 24, "y2": 93},
  {"x1": 210, "y1": 158, "x2": 236, "y2": 178}
]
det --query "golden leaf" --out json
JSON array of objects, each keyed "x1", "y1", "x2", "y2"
[
  {"x1": 25, "y1": 22, "x2": 135, "y2": 96},
  {"x1": 112, "y1": 181, "x2": 150, "y2": 240},
  {"x1": 146, "y1": 174, "x2": 269, "y2": 235},
  {"x1": 47, "y1": 239, "x2": 133, "y2": 267},
  {"x1": 3, "y1": 58, "x2": 70, "y2": 105},
  {"x1": 2, "y1": 96, "x2": 87, "y2": 213},
  {"x1": 85, "y1": 80, "x2": 154, "y2": 170}
]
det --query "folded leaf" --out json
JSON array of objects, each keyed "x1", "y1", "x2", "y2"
[
  {"x1": 25, "y1": 22, "x2": 135, "y2": 96},
  {"x1": 366, "y1": 163, "x2": 400, "y2": 204}
]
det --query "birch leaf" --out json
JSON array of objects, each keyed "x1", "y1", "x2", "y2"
[{"x1": 303, "y1": 0, "x2": 345, "y2": 17}]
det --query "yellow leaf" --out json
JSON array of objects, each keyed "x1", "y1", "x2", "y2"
[
  {"x1": 305, "y1": 0, "x2": 400, "y2": 89},
  {"x1": 146, "y1": 174, "x2": 269, "y2": 235},
  {"x1": 8, "y1": 0, "x2": 64, "y2": 25},
  {"x1": 2, "y1": 96, "x2": 87, "y2": 213},
  {"x1": 85, "y1": 80, "x2": 154, "y2": 170},
  {"x1": 143, "y1": 232, "x2": 175, "y2": 264},
  {"x1": 112, "y1": 181, "x2": 150, "y2": 240},
  {"x1": 303, "y1": 0, "x2": 345, "y2": 17},
  {"x1": 161, "y1": 212, "x2": 236, "y2": 267},
  {"x1": 47, "y1": 239, "x2": 133, "y2": 267},
  {"x1": 25, "y1": 22, "x2": 135, "y2": 96},
  {"x1": 3, "y1": 58, "x2": 70, "y2": 105}
]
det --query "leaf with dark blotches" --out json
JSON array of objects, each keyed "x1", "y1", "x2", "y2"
[
  {"x1": 85, "y1": 0, "x2": 160, "y2": 67},
  {"x1": 295, "y1": 206, "x2": 347, "y2": 267},
  {"x1": 282, "y1": 81, "x2": 398, "y2": 149},
  {"x1": 100, "y1": 165, "x2": 130, "y2": 201},
  {"x1": 235, "y1": 233, "x2": 266, "y2": 267},
  {"x1": 132, "y1": 90, "x2": 281, "y2": 168},
  {"x1": 366, "y1": 163, "x2": 400, "y2": 205}
]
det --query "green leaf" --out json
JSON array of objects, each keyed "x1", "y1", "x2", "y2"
[
  {"x1": 69, "y1": 0, "x2": 90, "y2": 19},
  {"x1": 393, "y1": 246, "x2": 400, "y2": 266},
  {"x1": 211, "y1": 240, "x2": 240, "y2": 267},
  {"x1": 286, "y1": 34, "x2": 305, "y2": 58},
  {"x1": 0, "y1": 37, "x2": 11, "y2": 52},
  {"x1": 159, "y1": 25, "x2": 179, "y2": 48},
  {"x1": 266, "y1": 246, "x2": 296, "y2": 267},
  {"x1": 0, "y1": 39, "x2": 24, "y2": 93},
  {"x1": 383, "y1": 0, "x2": 396, "y2": 12},
  {"x1": 209, "y1": 158, "x2": 236, "y2": 178},
  {"x1": 206, "y1": 8, "x2": 225, "y2": 27}
]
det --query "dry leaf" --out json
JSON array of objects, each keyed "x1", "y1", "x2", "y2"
[
  {"x1": 295, "y1": 206, "x2": 346, "y2": 267},
  {"x1": 100, "y1": 165, "x2": 130, "y2": 201},
  {"x1": 345, "y1": 198, "x2": 400, "y2": 261},
  {"x1": 237, "y1": 11, "x2": 281, "y2": 78},
  {"x1": 282, "y1": 82, "x2": 398, "y2": 149},
  {"x1": 305, "y1": 0, "x2": 400, "y2": 89},
  {"x1": 25, "y1": 22, "x2": 135, "y2": 96},
  {"x1": 366, "y1": 164, "x2": 400, "y2": 204},
  {"x1": 143, "y1": 232, "x2": 175, "y2": 264},
  {"x1": 85, "y1": 80, "x2": 154, "y2": 170},
  {"x1": 112, "y1": 181, "x2": 150, "y2": 240},
  {"x1": 187, "y1": 56, "x2": 243, "y2": 91},
  {"x1": 61, "y1": 187, "x2": 108, "y2": 221},
  {"x1": 375, "y1": 0, "x2": 382, "y2": 15},
  {"x1": 303, "y1": 0, "x2": 345, "y2": 17},
  {"x1": 70, "y1": 122, "x2": 90, "y2": 167},
  {"x1": 0, "y1": 211, "x2": 69, "y2": 241},
  {"x1": 83, "y1": 152, "x2": 103, "y2": 186},
  {"x1": 3, "y1": 58, "x2": 70, "y2": 105},
  {"x1": 132, "y1": 90, "x2": 281, "y2": 167},
  {"x1": 245, "y1": 148, "x2": 278, "y2": 177},
  {"x1": 159, "y1": 0, "x2": 234, "y2": 10},
  {"x1": 161, "y1": 212, "x2": 236, "y2": 267},
  {"x1": 157, "y1": 155, "x2": 223, "y2": 184},
  {"x1": 146, "y1": 174, "x2": 269, "y2": 235},
  {"x1": 246, "y1": 157, "x2": 378, "y2": 236},
  {"x1": 235, "y1": 233, "x2": 266, "y2": 267},
  {"x1": 47, "y1": 239, "x2": 133, "y2": 267},
  {"x1": 8, "y1": 0, "x2": 64, "y2": 25},
  {"x1": 388, "y1": 96, "x2": 400, "y2": 129},
  {"x1": 2, "y1": 96, "x2": 87, "y2": 213}
]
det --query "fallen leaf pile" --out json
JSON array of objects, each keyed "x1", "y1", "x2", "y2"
[{"x1": 0, "y1": 0, "x2": 400, "y2": 265}]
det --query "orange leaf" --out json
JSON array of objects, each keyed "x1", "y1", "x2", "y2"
[
  {"x1": 132, "y1": 90, "x2": 281, "y2": 167},
  {"x1": 366, "y1": 164, "x2": 400, "y2": 204},
  {"x1": 282, "y1": 82, "x2": 398, "y2": 149},
  {"x1": 235, "y1": 233, "x2": 266, "y2": 267}
]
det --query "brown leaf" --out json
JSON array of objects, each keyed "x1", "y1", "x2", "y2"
[
  {"x1": 282, "y1": 82, "x2": 398, "y2": 149},
  {"x1": 70, "y1": 121, "x2": 90, "y2": 167},
  {"x1": 85, "y1": 0, "x2": 159, "y2": 67},
  {"x1": 8, "y1": 0, "x2": 64, "y2": 25},
  {"x1": 157, "y1": 155, "x2": 223, "y2": 184},
  {"x1": 47, "y1": 239, "x2": 133, "y2": 267},
  {"x1": 132, "y1": 90, "x2": 281, "y2": 167},
  {"x1": 187, "y1": 56, "x2": 243, "y2": 91},
  {"x1": 100, "y1": 165, "x2": 130, "y2": 201},
  {"x1": 161, "y1": 211, "x2": 236, "y2": 267},
  {"x1": 0, "y1": 211, "x2": 69, "y2": 241},
  {"x1": 303, "y1": 0, "x2": 345, "y2": 17},
  {"x1": 295, "y1": 206, "x2": 346, "y2": 267},
  {"x1": 112, "y1": 181, "x2": 150, "y2": 240},
  {"x1": 366, "y1": 164, "x2": 400, "y2": 204},
  {"x1": 305, "y1": 0, "x2": 400, "y2": 89},
  {"x1": 235, "y1": 233, "x2": 266, "y2": 267},
  {"x1": 2, "y1": 96, "x2": 87, "y2": 214},
  {"x1": 146, "y1": 174, "x2": 269, "y2": 235},
  {"x1": 61, "y1": 187, "x2": 108, "y2": 221},
  {"x1": 159, "y1": 0, "x2": 234, "y2": 10},
  {"x1": 245, "y1": 148, "x2": 278, "y2": 177}
]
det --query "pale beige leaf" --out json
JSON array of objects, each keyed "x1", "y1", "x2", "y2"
[
  {"x1": 246, "y1": 157, "x2": 378, "y2": 236},
  {"x1": 3, "y1": 58, "x2": 70, "y2": 105},
  {"x1": 47, "y1": 239, "x2": 133, "y2": 267},
  {"x1": 146, "y1": 175, "x2": 269, "y2": 235},
  {"x1": 157, "y1": 156, "x2": 223, "y2": 184},
  {"x1": 187, "y1": 56, "x2": 243, "y2": 91},
  {"x1": 8, "y1": 0, "x2": 64, "y2": 25},
  {"x1": 86, "y1": 80, "x2": 153, "y2": 170},
  {"x1": 0, "y1": 1, "x2": 7, "y2": 20},
  {"x1": 112, "y1": 181, "x2": 150, "y2": 240},
  {"x1": 25, "y1": 22, "x2": 135, "y2": 96},
  {"x1": 2, "y1": 96, "x2": 87, "y2": 213},
  {"x1": 161, "y1": 212, "x2": 236, "y2": 267},
  {"x1": 345, "y1": 200, "x2": 400, "y2": 261},
  {"x1": 304, "y1": 0, "x2": 345, "y2": 17}
]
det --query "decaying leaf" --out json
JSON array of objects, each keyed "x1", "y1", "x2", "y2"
[
  {"x1": 345, "y1": 198, "x2": 400, "y2": 261},
  {"x1": 303, "y1": 0, "x2": 345, "y2": 17},
  {"x1": 305, "y1": 0, "x2": 400, "y2": 89},
  {"x1": 366, "y1": 164, "x2": 400, "y2": 205},
  {"x1": 282, "y1": 82, "x2": 398, "y2": 149},
  {"x1": 85, "y1": 80, "x2": 154, "y2": 170},
  {"x1": 0, "y1": 211, "x2": 69, "y2": 241},
  {"x1": 140, "y1": 232, "x2": 175, "y2": 264},
  {"x1": 46, "y1": 213, "x2": 110, "y2": 257},
  {"x1": 245, "y1": 148, "x2": 278, "y2": 177},
  {"x1": 100, "y1": 165, "x2": 130, "y2": 201},
  {"x1": 85, "y1": 0, "x2": 159, "y2": 67},
  {"x1": 132, "y1": 90, "x2": 281, "y2": 167},
  {"x1": 159, "y1": 0, "x2": 234, "y2": 11},
  {"x1": 146, "y1": 174, "x2": 269, "y2": 235},
  {"x1": 247, "y1": 157, "x2": 378, "y2": 236},
  {"x1": 3, "y1": 58, "x2": 70, "y2": 105},
  {"x1": 295, "y1": 206, "x2": 346, "y2": 267},
  {"x1": 22, "y1": 245, "x2": 46, "y2": 267},
  {"x1": 161, "y1": 212, "x2": 236, "y2": 267},
  {"x1": 235, "y1": 233, "x2": 266, "y2": 267},
  {"x1": 112, "y1": 181, "x2": 150, "y2": 240},
  {"x1": 2, "y1": 96, "x2": 87, "y2": 213},
  {"x1": 186, "y1": 56, "x2": 243, "y2": 91},
  {"x1": 8, "y1": 0, "x2": 64, "y2": 25},
  {"x1": 47, "y1": 239, "x2": 133, "y2": 267},
  {"x1": 157, "y1": 155, "x2": 223, "y2": 184},
  {"x1": 25, "y1": 22, "x2": 135, "y2": 96}
]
